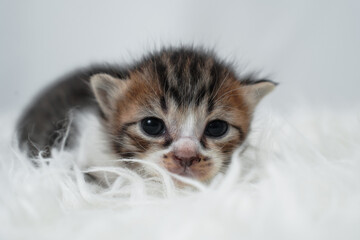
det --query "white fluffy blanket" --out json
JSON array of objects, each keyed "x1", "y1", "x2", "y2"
[{"x1": 1, "y1": 107, "x2": 359, "y2": 240}]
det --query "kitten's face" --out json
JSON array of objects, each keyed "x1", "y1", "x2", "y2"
[{"x1": 91, "y1": 49, "x2": 275, "y2": 182}]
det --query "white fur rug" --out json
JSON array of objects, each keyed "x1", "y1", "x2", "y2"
[{"x1": 1, "y1": 107, "x2": 359, "y2": 240}]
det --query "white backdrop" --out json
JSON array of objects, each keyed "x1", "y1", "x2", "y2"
[
  {"x1": 1, "y1": 1, "x2": 360, "y2": 239},
  {"x1": 1, "y1": 0, "x2": 359, "y2": 112}
]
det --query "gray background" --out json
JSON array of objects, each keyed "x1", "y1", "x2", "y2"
[{"x1": 1, "y1": 0, "x2": 359, "y2": 114}]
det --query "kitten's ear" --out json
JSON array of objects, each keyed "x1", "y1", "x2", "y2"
[
  {"x1": 90, "y1": 73, "x2": 129, "y2": 116},
  {"x1": 242, "y1": 80, "x2": 277, "y2": 109}
]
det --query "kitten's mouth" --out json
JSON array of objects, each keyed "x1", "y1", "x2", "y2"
[{"x1": 168, "y1": 166, "x2": 195, "y2": 177}]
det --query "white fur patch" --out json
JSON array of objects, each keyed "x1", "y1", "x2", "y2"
[{"x1": 181, "y1": 112, "x2": 196, "y2": 137}]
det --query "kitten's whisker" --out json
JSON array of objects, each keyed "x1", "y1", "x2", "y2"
[
  {"x1": 221, "y1": 105, "x2": 247, "y2": 112},
  {"x1": 212, "y1": 87, "x2": 246, "y2": 106},
  {"x1": 210, "y1": 69, "x2": 230, "y2": 101},
  {"x1": 213, "y1": 86, "x2": 244, "y2": 103}
]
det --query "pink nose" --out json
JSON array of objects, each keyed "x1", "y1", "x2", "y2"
[{"x1": 173, "y1": 138, "x2": 200, "y2": 167}]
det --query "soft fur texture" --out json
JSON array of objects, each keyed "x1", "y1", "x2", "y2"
[{"x1": 1, "y1": 106, "x2": 359, "y2": 240}]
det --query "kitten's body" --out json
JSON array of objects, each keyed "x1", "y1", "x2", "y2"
[
  {"x1": 17, "y1": 47, "x2": 276, "y2": 182},
  {"x1": 17, "y1": 65, "x2": 127, "y2": 158}
]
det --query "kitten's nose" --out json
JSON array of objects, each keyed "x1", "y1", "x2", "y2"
[{"x1": 173, "y1": 138, "x2": 200, "y2": 167}]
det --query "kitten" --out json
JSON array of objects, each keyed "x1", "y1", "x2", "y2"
[{"x1": 17, "y1": 47, "x2": 276, "y2": 182}]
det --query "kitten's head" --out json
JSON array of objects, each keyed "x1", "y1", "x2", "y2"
[{"x1": 90, "y1": 48, "x2": 276, "y2": 182}]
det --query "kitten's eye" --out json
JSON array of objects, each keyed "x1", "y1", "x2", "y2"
[
  {"x1": 141, "y1": 117, "x2": 165, "y2": 136},
  {"x1": 204, "y1": 120, "x2": 228, "y2": 138}
]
